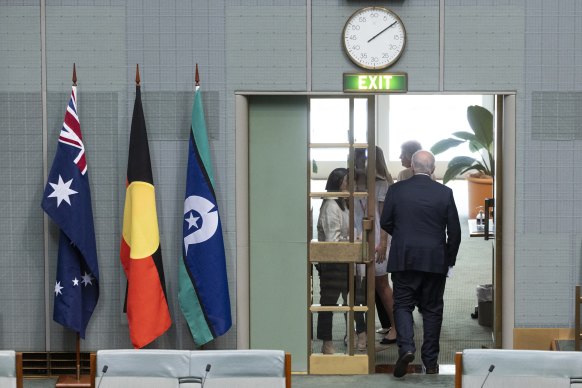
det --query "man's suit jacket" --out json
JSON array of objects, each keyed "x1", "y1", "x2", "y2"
[{"x1": 380, "y1": 174, "x2": 461, "y2": 275}]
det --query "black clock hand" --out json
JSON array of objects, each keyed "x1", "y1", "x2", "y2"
[{"x1": 367, "y1": 21, "x2": 397, "y2": 43}]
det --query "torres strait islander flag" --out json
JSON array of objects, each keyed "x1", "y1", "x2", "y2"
[
  {"x1": 41, "y1": 85, "x2": 99, "y2": 338},
  {"x1": 178, "y1": 84, "x2": 231, "y2": 346},
  {"x1": 120, "y1": 85, "x2": 172, "y2": 348}
]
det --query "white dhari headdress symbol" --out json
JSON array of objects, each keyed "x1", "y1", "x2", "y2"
[{"x1": 183, "y1": 195, "x2": 219, "y2": 254}]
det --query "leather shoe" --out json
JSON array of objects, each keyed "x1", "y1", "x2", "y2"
[
  {"x1": 393, "y1": 351, "x2": 415, "y2": 378},
  {"x1": 424, "y1": 364, "x2": 439, "y2": 374},
  {"x1": 380, "y1": 337, "x2": 396, "y2": 345}
]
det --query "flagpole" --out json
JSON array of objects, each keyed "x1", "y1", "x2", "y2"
[
  {"x1": 136, "y1": 63, "x2": 140, "y2": 87},
  {"x1": 194, "y1": 63, "x2": 202, "y2": 350},
  {"x1": 51, "y1": 63, "x2": 98, "y2": 388},
  {"x1": 75, "y1": 334, "x2": 81, "y2": 380},
  {"x1": 73, "y1": 63, "x2": 82, "y2": 383}
]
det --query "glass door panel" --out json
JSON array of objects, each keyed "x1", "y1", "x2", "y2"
[
  {"x1": 310, "y1": 99, "x2": 350, "y2": 144},
  {"x1": 308, "y1": 96, "x2": 375, "y2": 374}
]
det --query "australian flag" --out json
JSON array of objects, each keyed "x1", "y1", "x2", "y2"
[{"x1": 41, "y1": 86, "x2": 99, "y2": 338}]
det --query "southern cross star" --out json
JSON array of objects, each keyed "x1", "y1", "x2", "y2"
[
  {"x1": 81, "y1": 272, "x2": 93, "y2": 287},
  {"x1": 47, "y1": 175, "x2": 78, "y2": 207},
  {"x1": 54, "y1": 281, "x2": 64, "y2": 296}
]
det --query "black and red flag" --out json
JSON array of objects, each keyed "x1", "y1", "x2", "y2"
[{"x1": 120, "y1": 77, "x2": 172, "y2": 348}]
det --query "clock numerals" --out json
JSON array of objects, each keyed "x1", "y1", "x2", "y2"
[{"x1": 343, "y1": 7, "x2": 406, "y2": 69}]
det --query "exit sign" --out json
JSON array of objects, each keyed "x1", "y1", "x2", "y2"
[{"x1": 343, "y1": 73, "x2": 408, "y2": 93}]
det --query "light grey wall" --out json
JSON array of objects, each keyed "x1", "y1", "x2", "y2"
[
  {"x1": 0, "y1": 0, "x2": 580, "y2": 351},
  {"x1": 517, "y1": 1, "x2": 582, "y2": 327}
]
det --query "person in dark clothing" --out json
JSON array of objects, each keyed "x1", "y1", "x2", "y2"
[{"x1": 380, "y1": 150, "x2": 461, "y2": 377}]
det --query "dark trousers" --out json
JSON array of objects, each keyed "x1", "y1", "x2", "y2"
[
  {"x1": 317, "y1": 264, "x2": 366, "y2": 340},
  {"x1": 375, "y1": 288, "x2": 391, "y2": 329},
  {"x1": 391, "y1": 271, "x2": 446, "y2": 368}
]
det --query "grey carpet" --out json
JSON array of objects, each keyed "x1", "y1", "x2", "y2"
[
  {"x1": 22, "y1": 375, "x2": 455, "y2": 388},
  {"x1": 311, "y1": 214, "x2": 494, "y2": 367},
  {"x1": 292, "y1": 373, "x2": 455, "y2": 387}
]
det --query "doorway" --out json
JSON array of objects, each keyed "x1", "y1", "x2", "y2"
[{"x1": 237, "y1": 92, "x2": 515, "y2": 373}]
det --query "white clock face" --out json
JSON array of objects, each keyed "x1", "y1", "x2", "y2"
[{"x1": 343, "y1": 7, "x2": 406, "y2": 70}]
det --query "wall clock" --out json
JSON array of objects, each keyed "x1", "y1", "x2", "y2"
[{"x1": 342, "y1": 7, "x2": 406, "y2": 70}]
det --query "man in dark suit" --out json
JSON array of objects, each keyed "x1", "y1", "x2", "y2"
[{"x1": 380, "y1": 150, "x2": 461, "y2": 377}]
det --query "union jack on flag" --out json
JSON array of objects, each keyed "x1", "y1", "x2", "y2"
[
  {"x1": 58, "y1": 88, "x2": 87, "y2": 174},
  {"x1": 41, "y1": 85, "x2": 100, "y2": 338}
]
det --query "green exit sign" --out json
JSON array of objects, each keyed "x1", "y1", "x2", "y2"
[{"x1": 343, "y1": 73, "x2": 408, "y2": 93}]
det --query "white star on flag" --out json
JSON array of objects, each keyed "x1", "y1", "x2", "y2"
[
  {"x1": 185, "y1": 212, "x2": 200, "y2": 230},
  {"x1": 81, "y1": 272, "x2": 93, "y2": 287},
  {"x1": 72, "y1": 277, "x2": 79, "y2": 286},
  {"x1": 54, "y1": 281, "x2": 64, "y2": 296},
  {"x1": 47, "y1": 175, "x2": 78, "y2": 207}
]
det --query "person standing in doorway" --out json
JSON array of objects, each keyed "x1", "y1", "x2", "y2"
[
  {"x1": 354, "y1": 147, "x2": 398, "y2": 346},
  {"x1": 397, "y1": 140, "x2": 422, "y2": 181},
  {"x1": 316, "y1": 167, "x2": 366, "y2": 354},
  {"x1": 371, "y1": 147, "x2": 398, "y2": 345},
  {"x1": 380, "y1": 150, "x2": 461, "y2": 377}
]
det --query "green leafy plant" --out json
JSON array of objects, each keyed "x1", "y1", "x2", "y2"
[{"x1": 430, "y1": 105, "x2": 494, "y2": 184}]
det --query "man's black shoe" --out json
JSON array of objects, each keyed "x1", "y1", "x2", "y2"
[
  {"x1": 393, "y1": 351, "x2": 415, "y2": 378},
  {"x1": 424, "y1": 364, "x2": 439, "y2": 374}
]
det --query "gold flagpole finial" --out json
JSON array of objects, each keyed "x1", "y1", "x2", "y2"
[
  {"x1": 72, "y1": 63, "x2": 77, "y2": 86},
  {"x1": 195, "y1": 63, "x2": 200, "y2": 87},
  {"x1": 136, "y1": 64, "x2": 141, "y2": 86}
]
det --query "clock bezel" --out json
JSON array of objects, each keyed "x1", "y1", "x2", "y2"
[{"x1": 342, "y1": 6, "x2": 406, "y2": 70}]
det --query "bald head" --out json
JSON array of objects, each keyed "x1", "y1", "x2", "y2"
[{"x1": 411, "y1": 150, "x2": 435, "y2": 175}]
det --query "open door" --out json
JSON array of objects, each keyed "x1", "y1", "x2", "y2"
[{"x1": 307, "y1": 96, "x2": 377, "y2": 374}]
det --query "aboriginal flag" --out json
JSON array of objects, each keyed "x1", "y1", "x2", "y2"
[{"x1": 120, "y1": 85, "x2": 171, "y2": 348}]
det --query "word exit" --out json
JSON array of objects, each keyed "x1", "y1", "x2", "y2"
[{"x1": 343, "y1": 73, "x2": 408, "y2": 93}]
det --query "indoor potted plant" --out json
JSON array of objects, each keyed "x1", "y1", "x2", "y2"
[{"x1": 430, "y1": 105, "x2": 494, "y2": 218}]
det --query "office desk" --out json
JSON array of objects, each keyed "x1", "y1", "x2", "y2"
[{"x1": 468, "y1": 219, "x2": 495, "y2": 237}]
